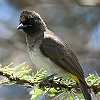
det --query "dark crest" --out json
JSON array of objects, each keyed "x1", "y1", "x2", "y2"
[{"x1": 18, "y1": 10, "x2": 46, "y2": 32}]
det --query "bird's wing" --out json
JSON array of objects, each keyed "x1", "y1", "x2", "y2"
[{"x1": 40, "y1": 32, "x2": 85, "y2": 83}]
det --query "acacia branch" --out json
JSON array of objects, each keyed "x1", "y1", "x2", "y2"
[{"x1": 0, "y1": 70, "x2": 100, "y2": 94}]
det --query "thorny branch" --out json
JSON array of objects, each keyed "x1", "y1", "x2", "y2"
[{"x1": 0, "y1": 70, "x2": 100, "y2": 94}]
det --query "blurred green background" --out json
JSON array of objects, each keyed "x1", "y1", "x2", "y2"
[{"x1": 0, "y1": 0, "x2": 100, "y2": 100}]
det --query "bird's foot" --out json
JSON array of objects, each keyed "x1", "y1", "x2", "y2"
[
  {"x1": 44, "y1": 73, "x2": 57, "y2": 81},
  {"x1": 39, "y1": 73, "x2": 57, "y2": 88}
]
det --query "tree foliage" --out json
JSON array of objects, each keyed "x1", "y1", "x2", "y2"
[{"x1": 0, "y1": 63, "x2": 100, "y2": 100}]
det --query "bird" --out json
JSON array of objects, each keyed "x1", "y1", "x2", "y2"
[{"x1": 17, "y1": 10, "x2": 91, "y2": 100}]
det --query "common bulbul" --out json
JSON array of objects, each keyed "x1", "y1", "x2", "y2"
[{"x1": 17, "y1": 10, "x2": 91, "y2": 100}]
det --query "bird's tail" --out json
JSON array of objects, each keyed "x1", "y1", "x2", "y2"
[{"x1": 79, "y1": 80, "x2": 91, "y2": 100}]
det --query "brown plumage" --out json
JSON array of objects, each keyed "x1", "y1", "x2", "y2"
[{"x1": 17, "y1": 10, "x2": 91, "y2": 100}]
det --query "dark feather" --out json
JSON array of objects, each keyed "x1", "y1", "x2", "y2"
[
  {"x1": 40, "y1": 30, "x2": 92, "y2": 99},
  {"x1": 40, "y1": 30, "x2": 85, "y2": 83}
]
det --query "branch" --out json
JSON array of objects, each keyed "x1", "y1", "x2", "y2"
[{"x1": 0, "y1": 63, "x2": 100, "y2": 99}]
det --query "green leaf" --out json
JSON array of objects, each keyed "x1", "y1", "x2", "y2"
[{"x1": 30, "y1": 87, "x2": 43, "y2": 100}]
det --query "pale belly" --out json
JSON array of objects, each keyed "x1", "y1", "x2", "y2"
[{"x1": 29, "y1": 47, "x2": 67, "y2": 76}]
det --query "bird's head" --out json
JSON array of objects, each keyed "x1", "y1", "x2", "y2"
[{"x1": 17, "y1": 10, "x2": 46, "y2": 34}]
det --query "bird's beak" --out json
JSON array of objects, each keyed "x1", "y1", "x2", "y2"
[{"x1": 17, "y1": 23, "x2": 27, "y2": 30}]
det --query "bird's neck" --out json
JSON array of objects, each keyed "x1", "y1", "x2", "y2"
[{"x1": 26, "y1": 31, "x2": 44, "y2": 50}]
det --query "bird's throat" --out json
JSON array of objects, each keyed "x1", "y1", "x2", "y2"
[{"x1": 26, "y1": 32, "x2": 44, "y2": 50}]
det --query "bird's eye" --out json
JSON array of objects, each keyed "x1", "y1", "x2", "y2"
[
  {"x1": 28, "y1": 15, "x2": 33, "y2": 19},
  {"x1": 28, "y1": 25, "x2": 32, "y2": 27}
]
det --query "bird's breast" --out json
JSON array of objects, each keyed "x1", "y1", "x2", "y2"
[{"x1": 29, "y1": 46, "x2": 66, "y2": 76}]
